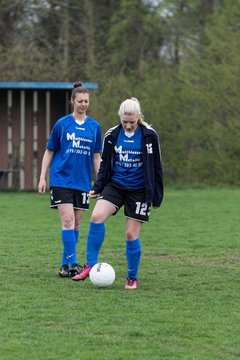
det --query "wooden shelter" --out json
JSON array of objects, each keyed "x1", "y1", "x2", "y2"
[{"x1": 0, "y1": 82, "x2": 98, "y2": 191}]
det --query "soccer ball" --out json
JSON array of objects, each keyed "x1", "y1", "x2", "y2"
[{"x1": 89, "y1": 262, "x2": 115, "y2": 288}]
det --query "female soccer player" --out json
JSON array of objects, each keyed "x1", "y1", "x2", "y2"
[
  {"x1": 72, "y1": 97, "x2": 163, "y2": 289},
  {"x1": 38, "y1": 82, "x2": 102, "y2": 278}
]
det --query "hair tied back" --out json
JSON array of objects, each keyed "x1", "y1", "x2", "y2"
[{"x1": 73, "y1": 81, "x2": 82, "y2": 89}]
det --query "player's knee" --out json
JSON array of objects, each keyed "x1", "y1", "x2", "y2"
[
  {"x1": 62, "y1": 215, "x2": 74, "y2": 229},
  {"x1": 91, "y1": 211, "x2": 103, "y2": 223},
  {"x1": 126, "y1": 229, "x2": 138, "y2": 241}
]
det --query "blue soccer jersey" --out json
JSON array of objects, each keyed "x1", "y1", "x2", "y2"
[
  {"x1": 111, "y1": 127, "x2": 144, "y2": 189},
  {"x1": 47, "y1": 114, "x2": 102, "y2": 191}
]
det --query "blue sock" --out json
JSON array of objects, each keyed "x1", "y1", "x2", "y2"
[
  {"x1": 61, "y1": 249, "x2": 68, "y2": 267},
  {"x1": 61, "y1": 230, "x2": 77, "y2": 266},
  {"x1": 126, "y1": 238, "x2": 142, "y2": 280},
  {"x1": 74, "y1": 230, "x2": 79, "y2": 245},
  {"x1": 86, "y1": 222, "x2": 105, "y2": 267},
  {"x1": 62, "y1": 230, "x2": 80, "y2": 266}
]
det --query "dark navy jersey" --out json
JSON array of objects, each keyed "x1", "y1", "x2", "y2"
[
  {"x1": 93, "y1": 124, "x2": 163, "y2": 207},
  {"x1": 111, "y1": 127, "x2": 144, "y2": 189},
  {"x1": 47, "y1": 114, "x2": 102, "y2": 191}
]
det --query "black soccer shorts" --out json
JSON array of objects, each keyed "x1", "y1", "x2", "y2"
[
  {"x1": 50, "y1": 187, "x2": 90, "y2": 210},
  {"x1": 98, "y1": 181, "x2": 151, "y2": 223}
]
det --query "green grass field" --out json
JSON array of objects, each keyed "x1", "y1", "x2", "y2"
[{"x1": 0, "y1": 188, "x2": 240, "y2": 360}]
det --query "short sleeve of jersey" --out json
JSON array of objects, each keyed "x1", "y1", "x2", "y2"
[{"x1": 46, "y1": 121, "x2": 62, "y2": 152}]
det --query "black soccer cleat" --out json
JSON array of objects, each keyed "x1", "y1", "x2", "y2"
[
  {"x1": 59, "y1": 264, "x2": 69, "y2": 278},
  {"x1": 68, "y1": 263, "x2": 83, "y2": 277}
]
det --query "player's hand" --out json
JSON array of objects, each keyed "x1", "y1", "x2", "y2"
[
  {"x1": 38, "y1": 179, "x2": 46, "y2": 195},
  {"x1": 89, "y1": 190, "x2": 98, "y2": 198}
]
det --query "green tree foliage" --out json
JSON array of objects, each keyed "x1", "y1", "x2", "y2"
[
  {"x1": 107, "y1": 0, "x2": 163, "y2": 75},
  {"x1": 0, "y1": 1, "x2": 32, "y2": 79},
  {"x1": 178, "y1": 0, "x2": 240, "y2": 185}
]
